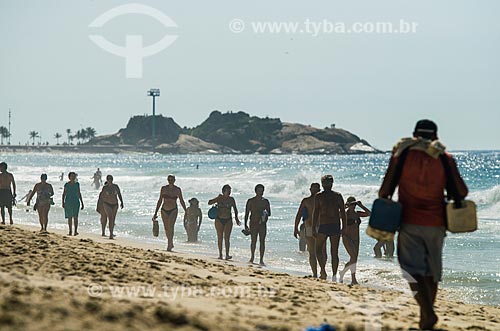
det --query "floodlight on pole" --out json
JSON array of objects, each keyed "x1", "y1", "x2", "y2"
[{"x1": 147, "y1": 88, "x2": 160, "y2": 144}]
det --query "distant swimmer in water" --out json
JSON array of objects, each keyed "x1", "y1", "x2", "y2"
[
  {"x1": 0, "y1": 162, "x2": 16, "y2": 225},
  {"x1": 91, "y1": 168, "x2": 102, "y2": 189},
  {"x1": 26, "y1": 174, "x2": 54, "y2": 233},
  {"x1": 312, "y1": 175, "x2": 346, "y2": 281},
  {"x1": 62, "y1": 172, "x2": 84, "y2": 236},
  {"x1": 153, "y1": 175, "x2": 187, "y2": 251},
  {"x1": 59, "y1": 172, "x2": 64, "y2": 181},
  {"x1": 294, "y1": 182, "x2": 320, "y2": 277},
  {"x1": 374, "y1": 240, "x2": 395, "y2": 258},
  {"x1": 184, "y1": 198, "x2": 202, "y2": 243},
  {"x1": 339, "y1": 196, "x2": 371, "y2": 285},
  {"x1": 99, "y1": 175, "x2": 123, "y2": 239},
  {"x1": 208, "y1": 185, "x2": 241, "y2": 260},
  {"x1": 244, "y1": 184, "x2": 271, "y2": 266}
]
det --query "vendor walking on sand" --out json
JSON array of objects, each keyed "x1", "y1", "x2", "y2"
[
  {"x1": 339, "y1": 196, "x2": 371, "y2": 285},
  {"x1": 294, "y1": 182, "x2": 320, "y2": 277},
  {"x1": 98, "y1": 175, "x2": 123, "y2": 240},
  {"x1": 153, "y1": 175, "x2": 187, "y2": 252},
  {"x1": 244, "y1": 184, "x2": 271, "y2": 266},
  {"x1": 208, "y1": 185, "x2": 240, "y2": 260},
  {"x1": 62, "y1": 172, "x2": 84, "y2": 236},
  {"x1": 26, "y1": 174, "x2": 54, "y2": 233},
  {"x1": 184, "y1": 198, "x2": 202, "y2": 243},
  {"x1": 0, "y1": 162, "x2": 16, "y2": 225},
  {"x1": 378, "y1": 119, "x2": 468, "y2": 330}
]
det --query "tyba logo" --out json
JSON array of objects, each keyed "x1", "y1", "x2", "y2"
[{"x1": 89, "y1": 3, "x2": 178, "y2": 78}]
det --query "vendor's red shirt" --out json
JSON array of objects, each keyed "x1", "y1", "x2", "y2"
[{"x1": 397, "y1": 150, "x2": 448, "y2": 227}]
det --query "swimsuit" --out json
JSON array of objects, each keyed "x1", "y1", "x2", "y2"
[
  {"x1": 162, "y1": 193, "x2": 178, "y2": 201},
  {"x1": 103, "y1": 201, "x2": 119, "y2": 208},
  {"x1": 216, "y1": 217, "x2": 231, "y2": 225},
  {"x1": 0, "y1": 189, "x2": 13, "y2": 208},
  {"x1": 36, "y1": 184, "x2": 53, "y2": 207},
  {"x1": 216, "y1": 199, "x2": 232, "y2": 226},
  {"x1": 318, "y1": 222, "x2": 341, "y2": 236},
  {"x1": 161, "y1": 207, "x2": 178, "y2": 217},
  {"x1": 346, "y1": 216, "x2": 361, "y2": 226}
]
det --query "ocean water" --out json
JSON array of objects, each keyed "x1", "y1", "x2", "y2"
[{"x1": 2, "y1": 151, "x2": 499, "y2": 306}]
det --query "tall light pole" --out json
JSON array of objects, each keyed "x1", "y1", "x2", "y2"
[
  {"x1": 147, "y1": 88, "x2": 160, "y2": 145},
  {"x1": 8, "y1": 108, "x2": 11, "y2": 145}
]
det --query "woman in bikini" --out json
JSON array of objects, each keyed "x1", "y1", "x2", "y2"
[
  {"x1": 208, "y1": 184, "x2": 240, "y2": 260},
  {"x1": 99, "y1": 175, "x2": 123, "y2": 239},
  {"x1": 153, "y1": 175, "x2": 187, "y2": 251},
  {"x1": 26, "y1": 174, "x2": 54, "y2": 233},
  {"x1": 339, "y1": 196, "x2": 371, "y2": 285}
]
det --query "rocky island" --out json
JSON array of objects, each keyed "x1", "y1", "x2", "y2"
[{"x1": 88, "y1": 111, "x2": 379, "y2": 154}]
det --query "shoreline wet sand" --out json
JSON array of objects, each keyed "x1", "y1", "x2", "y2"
[{"x1": 0, "y1": 224, "x2": 499, "y2": 331}]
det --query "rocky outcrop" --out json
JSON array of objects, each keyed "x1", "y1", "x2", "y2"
[
  {"x1": 187, "y1": 111, "x2": 282, "y2": 153},
  {"x1": 90, "y1": 115, "x2": 180, "y2": 146},
  {"x1": 88, "y1": 111, "x2": 379, "y2": 154}
]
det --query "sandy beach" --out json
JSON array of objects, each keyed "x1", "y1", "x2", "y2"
[{"x1": 0, "y1": 224, "x2": 497, "y2": 331}]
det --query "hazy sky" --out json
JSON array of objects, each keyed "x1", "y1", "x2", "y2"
[{"x1": 1, "y1": 0, "x2": 499, "y2": 150}]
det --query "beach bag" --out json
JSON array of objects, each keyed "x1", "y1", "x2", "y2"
[
  {"x1": 208, "y1": 205, "x2": 218, "y2": 220},
  {"x1": 367, "y1": 149, "x2": 409, "y2": 241},
  {"x1": 440, "y1": 155, "x2": 477, "y2": 233},
  {"x1": 152, "y1": 220, "x2": 159, "y2": 237},
  {"x1": 445, "y1": 200, "x2": 477, "y2": 233}
]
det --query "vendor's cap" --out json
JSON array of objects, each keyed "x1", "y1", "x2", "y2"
[{"x1": 414, "y1": 119, "x2": 437, "y2": 137}]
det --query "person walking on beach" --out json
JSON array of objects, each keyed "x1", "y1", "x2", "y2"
[
  {"x1": 312, "y1": 175, "x2": 346, "y2": 281},
  {"x1": 209, "y1": 185, "x2": 241, "y2": 259},
  {"x1": 153, "y1": 175, "x2": 187, "y2": 251},
  {"x1": 378, "y1": 119, "x2": 468, "y2": 330},
  {"x1": 62, "y1": 172, "x2": 84, "y2": 236},
  {"x1": 184, "y1": 198, "x2": 202, "y2": 243},
  {"x1": 98, "y1": 175, "x2": 123, "y2": 239},
  {"x1": 294, "y1": 182, "x2": 320, "y2": 277},
  {"x1": 244, "y1": 184, "x2": 271, "y2": 266},
  {"x1": 96, "y1": 183, "x2": 107, "y2": 236},
  {"x1": 339, "y1": 197, "x2": 371, "y2": 285},
  {"x1": 26, "y1": 174, "x2": 54, "y2": 232},
  {"x1": 0, "y1": 162, "x2": 16, "y2": 225}
]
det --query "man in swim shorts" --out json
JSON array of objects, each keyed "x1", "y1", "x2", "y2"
[
  {"x1": 0, "y1": 162, "x2": 16, "y2": 225},
  {"x1": 294, "y1": 182, "x2": 320, "y2": 277},
  {"x1": 312, "y1": 175, "x2": 346, "y2": 281},
  {"x1": 244, "y1": 184, "x2": 271, "y2": 266}
]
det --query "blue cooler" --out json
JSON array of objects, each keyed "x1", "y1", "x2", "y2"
[{"x1": 366, "y1": 198, "x2": 402, "y2": 241}]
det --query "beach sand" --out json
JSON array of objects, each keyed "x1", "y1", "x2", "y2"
[{"x1": 0, "y1": 224, "x2": 498, "y2": 331}]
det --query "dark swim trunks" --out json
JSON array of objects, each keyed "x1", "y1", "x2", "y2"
[
  {"x1": 318, "y1": 222, "x2": 341, "y2": 236},
  {"x1": 0, "y1": 189, "x2": 13, "y2": 208}
]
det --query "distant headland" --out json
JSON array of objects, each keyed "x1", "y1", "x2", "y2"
[{"x1": 1, "y1": 111, "x2": 380, "y2": 155}]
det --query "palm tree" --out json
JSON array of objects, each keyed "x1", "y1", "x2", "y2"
[
  {"x1": 29, "y1": 131, "x2": 39, "y2": 145},
  {"x1": 0, "y1": 126, "x2": 9, "y2": 145},
  {"x1": 54, "y1": 133, "x2": 62, "y2": 145},
  {"x1": 85, "y1": 127, "x2": 96, "y2": 142},
  {"x1": 66, "y1": 129, "x2": 71, "y2": 145}
]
